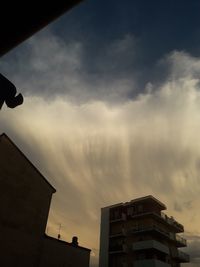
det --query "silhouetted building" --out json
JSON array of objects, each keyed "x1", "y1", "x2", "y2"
[
  {"x1": 0, "y1": 133, "x2": 90, "y2": 267},
  {"x1": 99, "y1": 195, "x2": 189, "y2": 267}
]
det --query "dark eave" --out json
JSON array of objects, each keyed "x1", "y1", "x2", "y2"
[
  {"x1": 130, "y1": 195, "x2": 167, "y2": 210},
  {"x1": 0, "y1": 1, "x2": 84, "y2": 57}
]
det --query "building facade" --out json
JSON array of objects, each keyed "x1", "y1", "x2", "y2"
[
  {"x1": 0, "y1": 133, "x2": 90, "y2": 267},
  {"x1": 99, "y1": 195, "x2": 189, "y2": 267}
]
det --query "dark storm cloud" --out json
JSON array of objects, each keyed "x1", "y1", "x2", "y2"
[
  {"x1": 1, "y1": 31, "x2": 199, "y2": 106},
  {"x1": 53, "y1": 0, "x2": 200, "y2": 57},
  {"x1": 51, "y1": 0, "x2": 200, "y2": 90},
  {"x1": 0, "y1": 31, "x2": 137, "y2": 103},
  {"x1": 1, "y1": 0, "x2": 200, "y2": 104}
]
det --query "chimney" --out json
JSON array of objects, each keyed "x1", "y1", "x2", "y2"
[{"x1": 71, "y1": 236, "x2": 78, "y2": 246}]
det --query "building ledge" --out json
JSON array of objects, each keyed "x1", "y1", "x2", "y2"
[
  {"x1": 132, "y1": 240, "x2": 169, "y2": 254},
  {"x1": 44, "y1": 234, "x2": 91, "y2": 252},
  {"x1": 134, "y1": 259, "x2": 170, "y2": 267},
  {"x1": 171, "y1": 249, "x2": 190, "y2": 263}
]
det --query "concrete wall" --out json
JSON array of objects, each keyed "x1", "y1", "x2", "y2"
[
  {"x1": 0, "y1": 225, "x2": 42, "y2": 267},
  {"x1": 0, "y1": 135, "x2": 55, "y2": 267},
  {"x1": 99, "y1": 207, "x2": 110, "y2": 267},
  {"x1": 0, "y1": 135, "x2": 54, "y2": 236},
  {"x1": 0, "y1": 134, "x2": 90, "y2": 267},
  {"x1": 39, "y1": 236, "x2": 90, "y2": 267}
]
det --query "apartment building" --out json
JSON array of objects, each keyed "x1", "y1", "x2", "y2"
[{"x1": 99, "y1": 195, "x2": 189, "y2": 267}]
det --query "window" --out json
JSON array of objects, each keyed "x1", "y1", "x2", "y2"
[
  {"x1": 138, "y1": 253, "x2": 146, "y2": 260},
  {"x1": 138, "y1": 205, "x2": 143, "y2": 212},
  {"x1": 127, "y1": 206, "x2": 135, "y2": 215}
]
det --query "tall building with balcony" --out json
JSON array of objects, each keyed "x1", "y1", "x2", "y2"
[{"x1": 99, "y1": 195, "x2": 189, "y2": 267}]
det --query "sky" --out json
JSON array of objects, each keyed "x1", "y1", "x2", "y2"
[{"x1": 1, "y1": 0, "x2": 200, "y2": 266}]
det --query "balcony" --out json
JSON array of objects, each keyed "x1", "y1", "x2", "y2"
[
  {"x1": 110, "y1": 228, "x2": 127, "y2": 238},
  {"x1": 169, "y1": 232, "x2": 187, "y2": 247},
  {"x1": 171, "y1": 249, "x2": 190, "y2": 263},
  {"x1": 110, "y1": 213, "x2": 127, "y2": 223},
  {"x1": 160, "y1": 212, "x2": 184, "y2": 232},
  {"x1": 129, "y1": 224, "x2": 169, "y2": 239},
  {"x1": 109, "y1": 244, "x2": 128, "y2": 254},
  {"x1": 132, "y1": 240, "x2": 169, "y2": 254},
  {"x1": 130, "y1": 212, "x2": 184, "y2": 232},
  {"x1": 134, "y1": 259, "x2": 170, "y2": 267},
  {"x1": 129, "y1": 225, "x2": 187, "y2": 248}
]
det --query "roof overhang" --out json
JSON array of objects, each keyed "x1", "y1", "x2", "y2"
[
  {"x1": 130, "y1": 195, "x2": 167, "y2": 210},
  {"x1": 0, "y1": 1, "x2": 84, "y2": 57}
]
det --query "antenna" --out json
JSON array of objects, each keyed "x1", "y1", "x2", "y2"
[{"x1": 58, "y1": 223, "x2": 62, "y2": 240}]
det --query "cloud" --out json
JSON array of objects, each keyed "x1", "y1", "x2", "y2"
[
  {"x1": 2, "y1": 31, "x2": 200, "y2": 265},
  {"x1": 0, "y1": 31, "x2": 136, "y2": 104},
  {"x1": 182, "y1": 234, "x2": 200, "y2": 266},
  {"x1": 1, "y1": 77, "x2": 200, "y2": 264},
  {"x1": 174, "y1": 200, "x2": 193, "y2": 213},
  {"x1": 2, "y1": 30, "x2": 200, "y2": 106}
]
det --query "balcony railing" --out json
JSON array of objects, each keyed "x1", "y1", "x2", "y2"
[
  {"x1": 129, "y1": 224, "x2": 169, "y2": 237},
  {"x1": 110, "y1": 228, "x2": 127, "y2": 238},
  {"x1": 169, "y1": 232, "x2": 187, "y2": 247},
  {"x1": 109, "y1": 244, "x2": 128, "y2": 254},
  {"x1": 130, "y1": 211, "x2": 184, "y2": 232},
  {"x1": 171, "y1": 249, "x2": 190, "y2": 262},
  {"x1": 160, "y1": 212, "x2": 184, "y2": 232},
  {"x1": 129, "y1": 224, "x2": 187, "y2": 247},
  {"x1": 132, "y1": 240, "x2": 169, "y2": 255},
  {"x1": 110, "y1": 213, "x2": 127, "y2": 223},
  {"x1": 178, "y1": 250, "x2": 190, "y2": 262},
  {"x1": 134, "y1": 259, "x2": 170, "y2": 267},
  {"x1": 110, "y1": 210, "x2": 184, "y2": 232}
]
